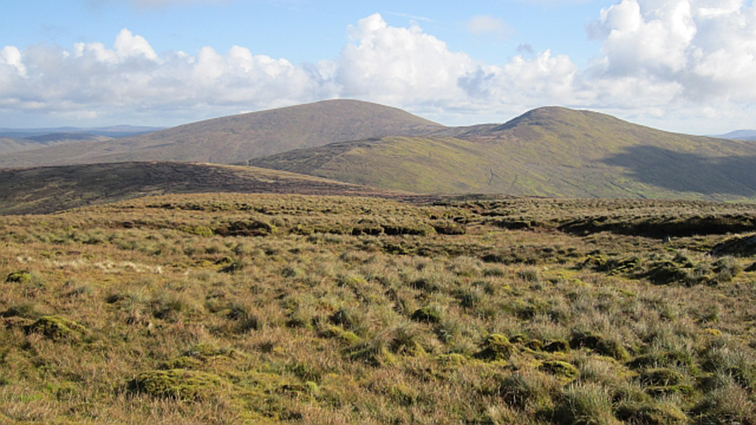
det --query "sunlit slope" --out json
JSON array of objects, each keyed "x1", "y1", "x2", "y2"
[
  {"x1": 0, "y1": 100, "x2": 443, "y2": 168},
  {"x1": 250, "y1": 107, "x2": 756, "y2": 201},
  {"x1": 0, "y1": 161, "x2": 397, "y2": 215}
]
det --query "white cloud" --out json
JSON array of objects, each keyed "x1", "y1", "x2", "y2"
[
  {"x1": 1, "y1": 6, "x2": 756, "y2": 133},
  {"x1": 587, "y1": 0, "x2": 756, "y2": 104},
  {"x1": 0, "y1": 29, "x2": 332, "y2": 123},
  {"x1": 337, "y1": 14, "x2": 476, "y2": 105},
  {"x1": 114, "y1": 29, "x2": 158, "y2": 60},
  {"x1": 0, "y1": 46, "x2": 27, "y2": 77}
]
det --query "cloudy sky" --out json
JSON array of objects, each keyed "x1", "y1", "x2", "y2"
[{"x1": 1, "y1": 0, "x2": 755, "y2": 134}]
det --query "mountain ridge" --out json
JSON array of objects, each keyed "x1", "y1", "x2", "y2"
[
  {"x1": 248, "y1": 106, "x2": 756, "y2": 201},
  {"x1": 2, "y1": 101, "x2": 756, "y2": 202},
  {"x1": 0, "y1": 99, "x2": 443, "y2": 168}
]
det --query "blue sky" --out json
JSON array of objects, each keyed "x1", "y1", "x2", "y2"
[
  {"x1": 1, "y1": 0, "x2": 755, "y2": 134},
  {"x1": 2, "y1": 1, "x2": 603, "y2": 66}
]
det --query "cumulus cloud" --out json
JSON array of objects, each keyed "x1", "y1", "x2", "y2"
[
  {"x1": 0, "y1": 28, "x2": 333, "y2": 123},
  {"x1": 587, "y1": 0, "x2": 756, "y2": 104},
  {"x1": 1, "y1": 5, "x2": 756, "y2": 132},
  {"x1": 337, "y1": 14, "x2": 476, "y2": 105}
]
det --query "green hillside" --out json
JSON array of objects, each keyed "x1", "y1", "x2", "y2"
[
  {"x1": 249, "y1": 107, "x2": 756, "y2": 201},
  {"x1": 0, "y1": 162, "x2": 397, "y2": 215},
  {"x1": 0, "y1": 100, "x2": 443, "y2": 168}
]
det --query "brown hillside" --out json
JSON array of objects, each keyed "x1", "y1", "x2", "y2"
[
  {"x1": 0, "y1": 161, "x2": 400, "y2": 215},
  {"x1": 0, "y1": 100, "x2": 443, "y2": 168}
]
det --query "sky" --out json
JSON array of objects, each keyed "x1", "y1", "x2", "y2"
[{"x1": 1, "y1": 0, "x2": 755, "y2": 135}]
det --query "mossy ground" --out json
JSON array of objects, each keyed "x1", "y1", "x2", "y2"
[{"x1": 0, "y1": 193, "x2": 755, "y2": 423}]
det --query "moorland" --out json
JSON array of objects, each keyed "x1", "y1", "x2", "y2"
[{"x1": 1, "y1": 193, "x2": 756, "y2": 423}]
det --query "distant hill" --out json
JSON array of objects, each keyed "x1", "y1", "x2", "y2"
[
  {"x1": 0, "y1": 125, "x2": 162, "y2": 139},
  {"x1": 0, "y1": 138, "x2": 30, "y2": 155},
  {"x1": 0, "y1": 162, "x2": 399, "y2": 215},
  {"x1": 23, "y1": 132, "x2": 111, "y2": 143},
  {"x1": 0, "y1": 133, "x2": 112, "y2": 156},
  {"x1": 716, "y1": 130, "x2": 756, "y2": 141},
  {"x1": 249, "y1": 107, "x2": 756, "y2": 202},
  {"x1": 0, "y1": 100, "x2": 443, "y2": 169}
]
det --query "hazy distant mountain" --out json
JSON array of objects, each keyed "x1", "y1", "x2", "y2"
[
  {"x1": 0, "y1": 126, "x2": 160, "y2": 156},
  {"x1": 0, "y1": 125, "x2": 162, "y2": 139},
  {"x1": 0, "y1": 133, "x2": 113, "y2": 156},
  {"x1": 716, "y1": 130, "x2": 756, "y2": 141},
  {"x1": 250, "y1": 107, "x2": 756, "y2": 202},
  {"x1": 0, "y1": 100, "x2": 442, "y2": 168}
]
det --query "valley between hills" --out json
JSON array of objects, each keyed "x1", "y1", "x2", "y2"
[{"x1": 1, "y1": 100, "x2": 756, "y2": 424}]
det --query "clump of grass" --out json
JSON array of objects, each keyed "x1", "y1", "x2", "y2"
[
  {"x1": 474, "y1": 334, "x2": 514, "y2": 361},
  {"x1": 539, "y1": 360, "x2": 579, "y2": 381},
  {"x1": 24, "y1": 316, "x2": 87, "y2": 341},
  {"x1": 543, "y1": 339, "x2": 570, "y2": 353},
  {"x1": 5, "y1": 270, "x2": 31, "y2": 283},
  {"x1": 570, "y1": 330, "x2": 629, "y2": 361},
  {"x1": 553, "y1": 382, "x2": 616, "y2": 425},
  {"x1": 711, "y1": 256, "x2": 742, "y2": 284},
  {"x1": 495, "y1": 372, "x2": 557, "y2": 411},
  {"x1": 410, "y1": 306, "x2": 443, "y2": 323},
  {"x1": 691, "y1": 382, "x2": 756, "y2": 425},
  {"x1": 128, "y1": 369, "x2": 229, "y2": 400},
  {"x1": 639, "y1": 368, "x2": 684, "y2": 387},
  {"x1": 615, "y1": 401, "x2": 688, "y2": 425},
  {"x1": 318, "y1": 325, "x2": 360, "y2": 345},
  {"x1": 1, "y1": 302, "x2": 45, "y2": 319}
]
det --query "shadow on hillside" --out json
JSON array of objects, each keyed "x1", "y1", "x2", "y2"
[{"x1": 602, "y1": 146, "x2": 756, "y2": 197}]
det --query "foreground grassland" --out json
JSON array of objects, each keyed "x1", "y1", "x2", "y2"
[{"x1": 1, "y1": 194, "x2": 756, "y2": 424}]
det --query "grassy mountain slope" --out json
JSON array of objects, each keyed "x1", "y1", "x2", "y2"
[
  {"x1": 0, "y1": 162, "x2": 397, "y2": 215},
  {"x1": 250, "y1": 107, "x2": 756, "y2": 201},
  {"x1": 0, "y1": 100, "x2": 443, "y2": 168}
]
